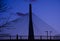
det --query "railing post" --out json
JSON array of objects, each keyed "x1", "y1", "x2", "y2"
[
  {"x1": 16, "y1": 34, "x2": 18, "y2": 40},
  {"x1": 40, "y1": 36, "x2": 42, "y2": 40},
  {"x1": 20, "y1": 36, "x2": 22, "y2": 40},
  {"x1": 10, "y1": 35, "x2": 11, "y2": 40}
]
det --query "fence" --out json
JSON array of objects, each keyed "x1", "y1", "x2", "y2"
[{"x1": 0, "y1": 34, "x2": 60, "y2": 40}]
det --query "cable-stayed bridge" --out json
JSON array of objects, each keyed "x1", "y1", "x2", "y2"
[
  {"x1": 0, "y1": 0, "x2": 60, "y2": 40},
  {"x1": 0, "y1": 12, "x2": 59, "y2": 40}
]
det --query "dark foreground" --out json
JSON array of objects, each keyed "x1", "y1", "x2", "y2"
[{"x1": 0, "y1": 39, "x2": 60, "y2": 41}]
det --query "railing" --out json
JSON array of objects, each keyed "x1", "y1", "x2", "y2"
[{"x1": 0, "y1": 35, "x2": 60, "y2": 40}]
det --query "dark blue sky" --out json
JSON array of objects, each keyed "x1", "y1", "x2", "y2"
[
  {"x1": 0, "y1": 0, "x2": 60, "y2": 35},
  {"x1": 7, "y1": 0, "x2": 60, "y2": 32},
  {"x1": 32, "y1": 0, "x2": 60, "y2": 32}
]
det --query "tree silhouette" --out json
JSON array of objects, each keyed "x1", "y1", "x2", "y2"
[{"x1": 0, "y1": 0, "x2": 8, "y2": 12}]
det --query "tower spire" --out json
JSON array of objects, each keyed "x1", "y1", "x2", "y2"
[{"x1": 28, "y1": 4, "x2": 34, "y2": 40}]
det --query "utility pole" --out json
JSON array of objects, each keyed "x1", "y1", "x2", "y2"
[{"x1": 28, "y1": 4, "x2": 34, "y2": 40}]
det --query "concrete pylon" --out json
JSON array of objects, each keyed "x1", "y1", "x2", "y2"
[{"x1": 28, "y1": 4, "x2": 34, "y2": 40}]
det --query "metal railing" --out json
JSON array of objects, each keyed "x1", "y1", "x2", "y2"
[{"x1": 0, "y1": 35, "x2": 60, "y2": 40}]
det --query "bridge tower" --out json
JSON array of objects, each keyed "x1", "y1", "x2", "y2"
[{"x1": 28, "y1": 4, "x2": 34, "y2": 40}]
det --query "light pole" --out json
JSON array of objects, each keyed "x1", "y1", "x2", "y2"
[
  {"x1": 50, "y1": 31, "x2": 52, "y2": 40},
  {"x1": 45, "y1": 31, "x2": 49, "y2": 40}
]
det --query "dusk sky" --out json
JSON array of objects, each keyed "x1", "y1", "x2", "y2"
[{"x1": 0, "y1": 0, "x2": 60, "y2": 36}]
